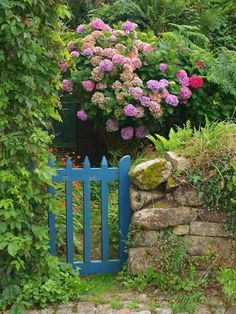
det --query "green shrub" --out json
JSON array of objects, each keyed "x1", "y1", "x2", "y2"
[{"x1": 0, "y1": 1, "x2": 84, "y2": 312}]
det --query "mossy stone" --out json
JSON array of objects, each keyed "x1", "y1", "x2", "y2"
[{"x1": 129, "y1": 159, "x2": 172, "y2": 191}]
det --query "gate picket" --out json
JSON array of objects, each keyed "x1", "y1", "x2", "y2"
[{"x1": 48, "y1": 155, "x2": 131, "y2": 275}]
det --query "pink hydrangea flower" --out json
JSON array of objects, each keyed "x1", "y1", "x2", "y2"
[
  {"x1": 90, "y1": 19, "x2": 111, "y2": 31},
  {"x1": 109, "y1": 35, "x2": 117, "y2": 42},
  {"x1": 106, "y1": 119, "x2": 119, "y2": 132},
  {"x1": 99, "y1": 59, "x2": 114, "y2": 72},
  {"x1": 142, "y1": 44, "x2": 154, "y2": 53},
  {"x1": 160, "y1": 63, "x2": 168, "y2": 72},
  {"x1": 112, "y1": 54, "x2": 124, "y2": 65},
  {"x1": 122, "y1": 20, "x2": 137, "y2": 32},
  {"x1": 77, "y1": 110, "x2": 88, "y2": 121},
  {"x1": 128, "y1": 87, "x2": 143, "y2": 100},
  {"x1": 70, "y1": 51, "x2": 80, "y2": 57},
  {"x1": 76, "y1": 24, "x2": 85, "y2": 33},
  {"x1": 62, "y1": 79, "x2": 73, "y2": 92},
  {"x1": 82, "y1": 80, "x2": 95, "y2": 92},
  {"x1": 179, "y1": 86, "x2": 192, "y2": 101},
  {"x1": 121, "y1": 127, "x2": 134, "y2": 140},
  {"x1": 135, "y1": 126, "x2": 146, "y2": 138},
  {"x1": 123, "y1": 104, "x2": 138, "y2": 117},
  {"x1": 103, "y1": 48, "x2": 116, "y2": 59},
  {"x1": 131, "y1": 57, "x2": 142, "y2": 69},
  {"x1": 59, "y1": 62, "x2": 68, "y2": 72},
  {"x1": 177, "y1": 70, "x2": 189, "y2": 86},
  {"x1": 67, "y1": 41, "x2": 76, "y2": 52}
]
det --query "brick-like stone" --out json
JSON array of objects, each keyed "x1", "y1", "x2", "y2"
[
  {"x1": 190, "y1": 222, "x2": 232, "y2": 238},
  {"x1": 132, "y1": 207, "x2": 198, "y2": 230},
  {"x1": 131, "y1": 230, "x2": 164, "y2": 247},
  {"x1": 172, "y1": 185, "x2": 203, "y2": 207},
  {"x1": 75, "y1": 302, "x2": 96, "y2": 314},
  {"x1": 172, "y1": 225, "x2": 190, "y2": 235},
  {"x1": 96, "y1": 304, "x2": 113, "y2": 314},
  {"x1": 130, "y1": 185, "x2": 165, "y2": 211},
  {"x1": 128, "y1": 247, "x2": 161, "y2": 275},
  {"x1": 194, "y1": 304, "x2": 212, "y2": 314},
  {"x1": 155, "y1": 308, "x2": 172, "y2": 314},
  {"x1": 226, "y1": 305, "x2": 236, "y2": 314},
  {"x1": 185, "y1": 235, "x2": 236, "y2": 268},
  {"x1": 165, "y1": 151, "x2": 190, "y2": 172}
]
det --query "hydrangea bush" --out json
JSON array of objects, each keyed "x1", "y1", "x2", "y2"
[{"x1": 61, "y1": 19, "x2": 204, "y2": 140}]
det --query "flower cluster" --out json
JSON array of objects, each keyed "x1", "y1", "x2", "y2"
[{"x1": 61, "y1": 19, "x2": 204, "y2": 140}]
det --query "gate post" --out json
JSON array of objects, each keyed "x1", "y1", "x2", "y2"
[{"x1": 118, "y1": 155, "x2": 132, "y2": 266}]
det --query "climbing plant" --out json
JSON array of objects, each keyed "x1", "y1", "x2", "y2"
[{"x1": 0, "y1": 1, "x2": 83, "y2": 312}]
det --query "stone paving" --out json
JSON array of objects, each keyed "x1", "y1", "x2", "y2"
[{"x1": 24, "y1": 294, "x2": 236, "y2": 314}]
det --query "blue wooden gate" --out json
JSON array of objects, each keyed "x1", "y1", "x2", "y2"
[{"x1": 48, "y1": 155, "x2": 131, "y2": 275}]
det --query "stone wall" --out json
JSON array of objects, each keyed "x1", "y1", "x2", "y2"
[{"x1": 128, "y1": 153, "x2": 236, "y2": 275}]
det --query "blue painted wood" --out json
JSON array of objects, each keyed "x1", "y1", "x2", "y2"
[
  {"x1": 65, "y1": 158, "x2": 74, "y2": 264},
  {"x1": 83, "y1": 156, "x2": 91, "y2": 263},
  {"x1": 118, "y1": 155, "x2": 132, "y2": 266},
  {"x1": 100, "y1": 156, "x2": 109, "y2": 262},
  {"x1": 49, "y1": 155, "x2": 131, "y2": 275},
  {"x1": 48, "y1": 158, "x2": 56, "y2": 256},
  {"x1": 74, "y1": 259, "x2": 121, "y2": 275}
]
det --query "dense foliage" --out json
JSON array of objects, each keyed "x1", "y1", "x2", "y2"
[{"x1": 0, "y1": 1, "x2": 83, "y2": 312}]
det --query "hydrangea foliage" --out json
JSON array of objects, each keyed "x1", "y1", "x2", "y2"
[{"x1": 61, "y1": 19, "x2": 204, "y2": 140}]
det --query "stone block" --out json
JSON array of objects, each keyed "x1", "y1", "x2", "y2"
[
  {"x1": 172, "y1": 185, "x2": 203, "y2": 207},
  {"x1": 130, "y1": 185, "x2": 165, "y2": 211},
  {"x1": 132, "y1": 207, "x2": 198, "y2": 230},
  {"x1": 165, "y1": 151, "x2": 191, "y2": 172},
  {"x1": 155, "y1": 308, "x2": 173, "y2": 314},
  {"x1": 129, "y1": 159, "x2": 172, "y2": 190},
  {"x1": 131, "y1": 230, "x2": 164, "y2": 247},
  {"x1": 128, "y1": 247, "x2": 161, "y2": 275},
  {"x1": 172, "y1": 225, "x2": 190, "y2": 235},
  {"x1": 185, "y1": 235, "x2": 236, "y2": 268},
  {"x1": 190, "y1": 222, "x2": 232, "y2": 238},
  {"x1": 194, "y1": 304, "x2": 211, "y2": 314},
  {"x1": 75, "y1": 302, "x2": 96, "y2": 314}
]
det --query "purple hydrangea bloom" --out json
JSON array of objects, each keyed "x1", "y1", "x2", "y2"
[
  {"x1": 90, "y1": 19, "x2": 111, "y2": 31},
  {"x1": 135, "y1": 126, "x2": 146, "y2": 138},
  {"x1": 122, "y1": 20, "x2": 137, "y2": 32},
  {"x1": 62, "y1": 79, "x2": 73, "y2": 92},
  {"x1": 139, "y1": 95, "x2": 151, "y2": 107},
  {"x1": 99, "y1": 59, "x2": 114, "y2": 72},
  {"x1": 165, "y1": 94, "x2": 179, "y2": 106},
  {"x1": 159, "y1": 63, "x2": 168, "y2": 72},
  {"x1": 106, "y1": 119, "x2": 119, "y2": 132},
  {"x1": 123, "y1": 104, "x2": 138, "y2": 117},
  {"x1": 82, "y1": 48, "x2": 93, "y2": 56},
  {"x1": 77, "y1": 110, "x2": 88, "y2": 121},
  {"x1": 70, "y1": 50, "x2": 80, "y2": 57},
  {"x1": 179, "y1": 86, "x2": 192, "y2": 101},
  {"x1": 146, "y1": 80, "x2": 160, "y2": 93},
  {"x1": 76, "y1": 24, "x2": 85, "y2": 33},
  {"x1": 121, "y1": 127, "x2": 134, "y2": 140},
  {"x1": 82, "y1": 80, "x2": 95, "y2": 92},
  {"x1": 159, "y1": 79, "x2": 169, "y2": 89},
  {"x1": 177, "y1": 69, "x2": 188, "y2": 79},
  {"x1": 59, "y1": 63, "x2": 68, "y2": 72}
]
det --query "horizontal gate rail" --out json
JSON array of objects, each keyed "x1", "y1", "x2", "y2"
[{"x1": 48, "y1": 155, "x2": 131, "y2": 275}]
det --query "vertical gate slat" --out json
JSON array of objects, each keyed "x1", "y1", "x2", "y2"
[
  {"x1": 101, "y1": 157, "x2": 109, "y2": 262},
  {"x1": 48, "y1": 159, "x2": 56, "y2": 256},
  {"x1": 66, "y1": 158, "x2": 74, "y2": 265},
  {"x1": 83, "y1": 157, "x2": 91, "y2": 263},
  {"x1": 118, "y1": 155, "x2": 132, "y2": 266}
]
